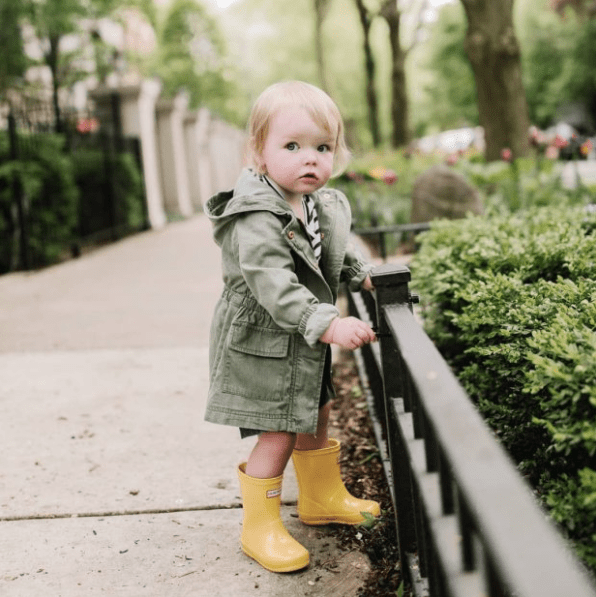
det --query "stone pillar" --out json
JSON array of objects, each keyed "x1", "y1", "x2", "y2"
[
  {"x1": 208, "y1": 118, "x2": 245, "y2": 193},
  {"x1": 90, "y1": 79, "x2": 167, "y2": 229},
  {"x1": 183, "y1": 111, "x2": 203, "y2": 212},
  {"x1": 196, "y1": 108, "x2": 215, "y2": 206},
  {"x1": 155, "y1": 92, "x2": 193, "y2": 218}
]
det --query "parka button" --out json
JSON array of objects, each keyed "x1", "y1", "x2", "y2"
[
  {"x1": 323, "y1": 193, "x2": 331, "y2": 200},
  {"x1": 288, "y1": 231, "x2": 295, "y2": 239}
]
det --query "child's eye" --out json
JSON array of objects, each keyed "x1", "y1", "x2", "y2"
[
  {"x1": 286, "y1": 142, "x2": 299, "y2": 152},
  {"x1": 318, "y1": 144, "x2": 332, "y2": 153}
]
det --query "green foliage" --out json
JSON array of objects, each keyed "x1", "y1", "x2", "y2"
[
  {"x1": 222, "y1": 0, "x2": 385, "y2": 147},
  {"x1": 566, "y1": 17, "x2": 596, "y2": 127},
  {"x1": 457, "y1": 156, "x2": 593, "y2": 215},
  {"x1": 520, "y1": 4, "x2": 596, "y2": 131},
  {"x1": 329, "y1": 149, "x2": 442, "y2": 229},
  {"x1": 410, "y1": 205, "x2": 596, "y2": 571},
  {"x1": 0, "y1": 132, "x2": 145, "y2": 273},
  {"x1": 71, "y1": 146, "x2": 145, "y2": 236},
  {"x1": 151, "y1": 0, "x2": 240, "y2": 122},
  {"x1": 414, "y1": 3, "x2": 478, "y2": 134},
  {"x1": 0, "y1": 133, "x2": 79, "y2": 272},
  {"x1": 521, "y1": 11, "x2": 575, "y2": 129},
  {"x1": 0, "y1": 0, "x2": 28, "y2": 96},
  {"x1": 543, "y1": 469, "x2": 596, "y2": 570}
]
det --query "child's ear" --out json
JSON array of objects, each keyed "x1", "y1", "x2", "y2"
[
  {"x1": 254, "y1": 155, "x2": 267, "y2": 175},
  {"x1": 249, "y1": 139, "x2": 267, "y2": 174}
]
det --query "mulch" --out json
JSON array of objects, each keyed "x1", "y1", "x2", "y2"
[{"x1": 328, "y1": 355, "x2": 409, "y2": 597}]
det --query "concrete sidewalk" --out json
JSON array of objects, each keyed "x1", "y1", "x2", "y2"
[{"x1": 0, "y1": 216, "x2": 369, "y2": 596}]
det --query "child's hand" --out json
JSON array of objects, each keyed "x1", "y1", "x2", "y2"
[
  {"x1": 362, "y1": 275, "x2": 374, "y2": 292},
  {"x1": 319, "y1": 317, "x2": 376, "y2": 350}
]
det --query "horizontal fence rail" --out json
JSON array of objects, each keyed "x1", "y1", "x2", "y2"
[
  {"x1": 352, "y1": 222, "x2": 430, "y2": 261},
  {"x1": 347, "y1": 262, "x2": 596, "y2": 597}
]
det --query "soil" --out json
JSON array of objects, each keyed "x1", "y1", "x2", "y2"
[{"x1": 327, "y1": 354, "x2": 409, "y2": 597}]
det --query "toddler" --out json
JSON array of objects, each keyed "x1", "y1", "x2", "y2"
[{"x1": 205, "y1": 80, "x2": 379, "y2": 573}]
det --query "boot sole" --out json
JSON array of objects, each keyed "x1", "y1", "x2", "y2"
[
  {"x1": 298, "y1": 514, "x2": 370, "y2": 525},
  {"x1": 241, "y1": 545, "x2": 309, "y2": 573}
]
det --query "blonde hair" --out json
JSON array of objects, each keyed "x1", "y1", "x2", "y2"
[{"x1": 247, "y1": 80, "x2": 351, "y2": 177}]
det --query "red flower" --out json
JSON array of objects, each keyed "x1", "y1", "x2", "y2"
[{"x1": 501, "y1": 148, "x2": 512, "y2": 162}]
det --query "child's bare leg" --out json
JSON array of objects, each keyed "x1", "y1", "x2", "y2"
[
  {"x1": 245, "y1": 431, "x2": 297, "y2": 478},
  {"x1": 295, "y1": 402, "x2": 331, "y2": 451}
]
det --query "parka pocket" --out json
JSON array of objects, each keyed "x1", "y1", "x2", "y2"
[
  {"x1": 229, "y1": 322, "x2": 290, "y2": 357},
  {"x1": 222, "y1": 322, "x2": 292, "y2": 402}
]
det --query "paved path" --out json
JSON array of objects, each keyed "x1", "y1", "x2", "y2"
[{"x1": 0, "y1": 216, "x2": 369, "y2": 596}]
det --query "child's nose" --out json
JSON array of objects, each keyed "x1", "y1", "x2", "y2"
[{"x1": 303, "y1": 149, "x2": 318, "y2": 164}]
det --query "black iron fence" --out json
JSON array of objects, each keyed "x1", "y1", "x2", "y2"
[
  {"x1": 347, "y1": 262, "x2": 596, "y2": 597},
  {"x1": 0, "y1": 94, "x2": 148, "y2": 273},
  {"x1": 352, "y1": 223, "x2": 430, "y2": 261}
]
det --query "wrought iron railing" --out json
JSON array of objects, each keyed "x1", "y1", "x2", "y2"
[
  {"x1": 352, "y1": 223, "x2": 430, "y2": 261},
  {"x1": 347, "y1": 262, "x2": 596, "y2": 597}
]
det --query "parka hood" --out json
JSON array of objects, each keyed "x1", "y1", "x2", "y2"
[{"x1": 205, "y1": 168, "x2": 292, "y2": 246}]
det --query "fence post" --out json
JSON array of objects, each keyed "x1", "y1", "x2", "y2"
[
  {"x1": 8, "y1": 110, "x2": 30, "y2": 271},
  {"x1": 371, "y1": 263, "x2": 418, "y2": 587}
]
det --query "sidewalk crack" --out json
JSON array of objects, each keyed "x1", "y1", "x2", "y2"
[{"x1": 0, "y1": 503, "x2": 243, "y2": 522}]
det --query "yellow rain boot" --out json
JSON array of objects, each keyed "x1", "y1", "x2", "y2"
[
  {"x1": 237, "y1": 463, "x2": 309, "y2": 573},
  {"x1": 292, "y1": 439, "x2": 381, "y2": 525}
]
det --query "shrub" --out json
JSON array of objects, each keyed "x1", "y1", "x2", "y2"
[
  {"x1": 71, "y1": 147, "x2": 145, "y2": 238},
  {"x1": 0, "y1": 132, "x2": 79, "y2": 272},
  {"x1": 410, "y1": 205, "x2": 596, "y2": 572},
  {"x1": 0, "y1": 131, "x2": 145, "y2": 273}
]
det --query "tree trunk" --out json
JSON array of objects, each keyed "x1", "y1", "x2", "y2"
[
  {"x1": 380, "y1": 0, "x2": 410, "y2": 147},
  {"x1": 47, "y1": 34, "x2": 63, "y2": 134},
  {"x1": 313, "y1": 0, "x2": 331, "y2": 93},
  {"x1": 354, "y1": 0, "x2": 381, "y2": 147},
  {"x1": 460, "y1": 0, "x2": 530, "y2": 160}
]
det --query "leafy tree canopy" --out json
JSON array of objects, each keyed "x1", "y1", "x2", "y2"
[
  {"x1": 149, "y1": 0, "x2": 240, "y2": 122},
  {"x1": 0, "y1": 0, "x2": 28, "y2": 97}
]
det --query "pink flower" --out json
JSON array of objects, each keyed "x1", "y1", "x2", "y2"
[
  {"x1": 445, "y1": 153, "x2": 458, "y2": 166},
  {"x1": 383, "y1": 169, "x2": 398, "y2": 185},
  {"x1": 501, "y1": 148, "x2": 512, "y2": 162},
  {"x1": 76, "y1": 117, "x2": 100, "y2": 134},
  {"x1": 529, "y1": 126, "x2": 546, "y2": 147},
  {"x1": 554, "y1": 135, "x2": 569, "y2": 149},
  {"x1": 369, "y1": 167, "x2": 398, "y2": 185}
]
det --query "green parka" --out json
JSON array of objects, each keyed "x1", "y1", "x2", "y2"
[{"x1": 204, "y1": 169, "x2": 372, "y2": 434}]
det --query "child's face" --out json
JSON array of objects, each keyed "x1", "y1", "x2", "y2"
[{"x1": 258, "y1": 106, "x2": 335, "y2": 203}]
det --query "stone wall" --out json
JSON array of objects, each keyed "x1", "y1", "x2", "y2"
[{"x1": 90, "y1": 80, "x2": 246, "y2": 229}]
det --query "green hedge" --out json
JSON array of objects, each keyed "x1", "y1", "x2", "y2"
[
  {"x1": 0, "y1": 132, "x2": 145, "y2": 273},
  {"x1": 410, "y1": 205, "x2": 596, "y2": 571},
  {"x1": 0, "y1": 133, "x2": 79, "y2": 271},
  {"x1": 72, "y1": 148, "x2": 145, "y2": 237}
]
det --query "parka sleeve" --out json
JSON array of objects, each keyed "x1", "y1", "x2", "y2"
[
  {"x1": 341, "y1": 239, "x2": 374, "y2": 292},
  {"x1": 235, "y1": 211, "x2": 339, "y2": 348}
]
